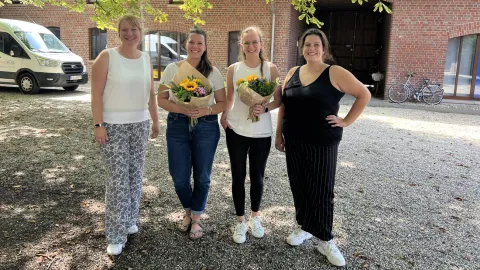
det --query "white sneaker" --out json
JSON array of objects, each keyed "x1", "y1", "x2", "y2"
[
  {"x1": 127, "y1": 225, "x2": 138, "y2": 234},
  {"x1": 106, "y1": 243, "x2": 124, "y2": 256},
  {"x1": 232, "y1": 221, "x2": 247, "y2": 244},
  {"x1": 286, "y1": 228, "x2": 313, "y2": 246},
  {"x1": 317, "y1": 240, "x2": 346, "y2": 267},
  {"x1": 247, "y1": 216, "x2": 264, "y2": 238}
]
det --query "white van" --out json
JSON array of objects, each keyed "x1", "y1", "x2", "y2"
[{"x1": 0, "y1": 19, "x2": 88, "y2": 94}]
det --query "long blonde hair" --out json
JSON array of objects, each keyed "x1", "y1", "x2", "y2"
[{"x1": 238, "y1": 26, "x2": 267, "y2": 78}]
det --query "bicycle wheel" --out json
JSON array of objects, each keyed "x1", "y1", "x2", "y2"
[
  {"x1": 421, "y1": 85, "x2": 444, "y2": 105},
  {"x1": 388, "y1": 83, "x2": 409, "y2": 103}
]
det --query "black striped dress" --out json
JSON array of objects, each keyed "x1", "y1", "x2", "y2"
[{"x1": 282, "y1": 65, "x2": 345, "y2": 241}]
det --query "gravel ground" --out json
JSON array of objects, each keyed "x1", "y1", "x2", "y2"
[{"x1": 0, "y1": 85, "x2": 479, "y2": 270}]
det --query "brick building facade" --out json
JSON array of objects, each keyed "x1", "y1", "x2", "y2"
[{"x1": 1, "y1": 0, "x2": 480, "y2": 100}]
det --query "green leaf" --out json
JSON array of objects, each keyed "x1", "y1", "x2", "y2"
[
  {"x1": 0, "y1": 0, "x2": 392, "y2": 31},
  {"x1": 383, "y1": 3, "x2": 392, "y2": 14},
  {"x1": 310, "y1": 17, "x2": 324, "y2": 28}
]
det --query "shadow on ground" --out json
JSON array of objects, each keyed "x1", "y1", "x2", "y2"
[{"x1": 0, "y1": 92, "x2": 479, "y2": 269}]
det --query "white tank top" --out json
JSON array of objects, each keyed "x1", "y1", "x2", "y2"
[
  {"x1": 227, "y1": 61, "x2": 273, "y2": 138},
  {"x1": 102, "y1": 48, "x2": 151, "y2": 124}
]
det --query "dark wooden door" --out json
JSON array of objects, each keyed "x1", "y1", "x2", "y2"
[{"x1": 318, "y1": 11, "x2": 382, "y2": 84}]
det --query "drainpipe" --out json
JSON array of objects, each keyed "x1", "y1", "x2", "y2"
[
  {"x1": 270, "y1": 2, "x2": 276, "y2": 62},
  {"x1": 140, "y1": 0, "x2": 145, "y2": 48}
]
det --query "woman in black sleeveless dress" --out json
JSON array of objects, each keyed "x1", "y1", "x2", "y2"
[{"x1": 275, "y1": 28, "x2": 371, "y2": 267}]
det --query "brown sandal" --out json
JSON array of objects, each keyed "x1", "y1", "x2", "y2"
[
  {"x1": 189, "y1": 219, "x2": 204, "y2": 240},
  {"x1": 177, "y1": 215, "x2": 191, "y2": 233}
]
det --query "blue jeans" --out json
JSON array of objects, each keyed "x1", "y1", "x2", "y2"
[{"x1": 166, "y1": 112, "x2": 220, "y2": 215}]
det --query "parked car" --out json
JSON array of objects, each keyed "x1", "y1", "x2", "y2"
[{"x1": 0, "y1": 19, "x2": 88, "y2": 94}]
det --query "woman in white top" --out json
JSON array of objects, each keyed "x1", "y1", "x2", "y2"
[
  {"x1": 220, "y1": 26, "x2": 282, "y2": 244},
  {"x1": 91, "y1": 15, "x2": 159, "y2": 256},
  {"x1": 157, "y1": 27, "x2": 226, "y2": 240}
]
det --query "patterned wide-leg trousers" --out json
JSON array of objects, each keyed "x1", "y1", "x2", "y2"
[
  {"x1": 101, "y1": 120, "x2": 149, "y2": 244},
  {"x1": 284, "y1": 138, "x2": 340, "y2": 241}
]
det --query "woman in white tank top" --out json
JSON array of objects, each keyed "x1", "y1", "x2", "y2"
[
  {"x1": 91, "y1": 15, "x2": 159, "y2": 256},
  {"x1": 220, "y1": 26, "x2": 282, "y2": 244}
]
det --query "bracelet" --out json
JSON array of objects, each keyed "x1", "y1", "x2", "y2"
[
  {"x1": 207, "y1": 106, "x2": 213, "y2": 115},
  {"x1": 94, "y1": 123, "x2": 104, "y2": 128}
]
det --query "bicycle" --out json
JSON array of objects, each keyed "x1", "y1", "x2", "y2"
[{"x1": 388, "y1": 72, "x2": 444, "y2": 104}]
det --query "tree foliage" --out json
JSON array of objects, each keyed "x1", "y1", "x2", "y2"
[{"x1": 0, "y1": 0, "x2": 391, "y2": 29}]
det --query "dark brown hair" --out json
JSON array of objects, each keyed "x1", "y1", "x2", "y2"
[
  {"x1": 238, "y1": 26, "x2": 267, "y2": 78},
  {"x1": 298, "y1": 28, "x2": 333, "y2": 63},
  {"x1": 188, "y1": 26, "x2": 213, "y2": 78}
]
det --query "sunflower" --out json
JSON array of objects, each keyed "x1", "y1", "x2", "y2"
[
  {"x1": 180, "y1": 78, "x2": 191, "y2": 85},
  {"x1": 236, "y1": 78, "x2": 247, "y2": 86},
  {"x1": 181, "y1": 81, "x2": 198, "y2": 92},
  {"x1": 192, "y1": 78, "x2": 202, "y2": 84},
  {"x1": 246, "y1": 75, "x2": 258, "y2": 82}
]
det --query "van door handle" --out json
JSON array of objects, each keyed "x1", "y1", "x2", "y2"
[{"x1": 7, "y1": 60, "x2": 14, "y2": 64}]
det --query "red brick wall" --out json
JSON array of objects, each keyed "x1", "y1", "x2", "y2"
[
  {"x1": 143, "y1": 0, "x2": 278, "y2": 77},
  {"x1": 0, "y1": 0, "x2": 296, "y2": 79},
  {"x1": 384, "y1": 0, "x2": 480, "y2": 99},
  {"x1": 286, "y1": 5, "x2": 306, "y2": 71},
  {"x1": 3, "y1": 0, "x2": 480, "y2": 99}
]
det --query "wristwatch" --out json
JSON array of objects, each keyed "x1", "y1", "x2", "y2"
[
  {"x1": 94, "y1": 123, "x2": 104, "y2": 128},
  {"x1": 264, "y1": 106, "x2": 269, "y2": 113}
]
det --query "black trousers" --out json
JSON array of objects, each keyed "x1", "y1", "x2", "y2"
[
  {"x1": 284, "y1": 138, "x2": 340, "y2": 241},
  {"x1": 225, "y1": 128, "x2": 271, "y2": 216}
]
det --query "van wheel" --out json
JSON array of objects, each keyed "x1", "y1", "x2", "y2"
[
  {"x1": 18, "y1": 73, "x2": 40, "y2": 94},
  {"x1": 63, "y1": 85, "x2": 79, "y2": 91}
]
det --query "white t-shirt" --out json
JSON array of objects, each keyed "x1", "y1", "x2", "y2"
[
  {"x1": 159, "y1": 62, "x2": 225, "y2": 105},
  {"x1": 103, "y1": 48, "x2": 151, "y2": 124},
  {"x1": 227, "y1": 61, "x2": 273, "y2": 138}
]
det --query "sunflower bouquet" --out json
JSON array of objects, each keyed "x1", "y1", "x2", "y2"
[
  {"x1": 164, "y1": 62, "x2": 213, "y2": 126},
  {"x1": 236, "y1": 74, "x2": 279, "y2": 122},
  {"x1": 170, "y1": 77, "x2": 212, "y2": 104}
]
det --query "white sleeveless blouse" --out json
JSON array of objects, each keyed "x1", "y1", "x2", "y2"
[
  {"x1": 227, "y1": 61, "x2": 273, "y2": 138},
  {"x1": 102, "y1": 48, "x2": 151, "y2": 124}
]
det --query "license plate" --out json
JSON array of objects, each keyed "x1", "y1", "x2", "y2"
[{"x1": 70, "y1": 75, "x2": 82, "y2": 80}]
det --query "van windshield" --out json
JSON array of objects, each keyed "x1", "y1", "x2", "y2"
[{"x1": 14, "y1": 31, "x2": 69, "y2": 53}]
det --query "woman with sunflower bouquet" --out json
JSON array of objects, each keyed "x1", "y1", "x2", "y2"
[
  {"x1": 220, "y1": 26, "x2": 282, "y2": 244},
  {"x1": 157, "y1": 27, "x2": 226, "y2": 240},
  {"x1": 168, "y1": 76, "x2": 213, "y2": 126}
]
